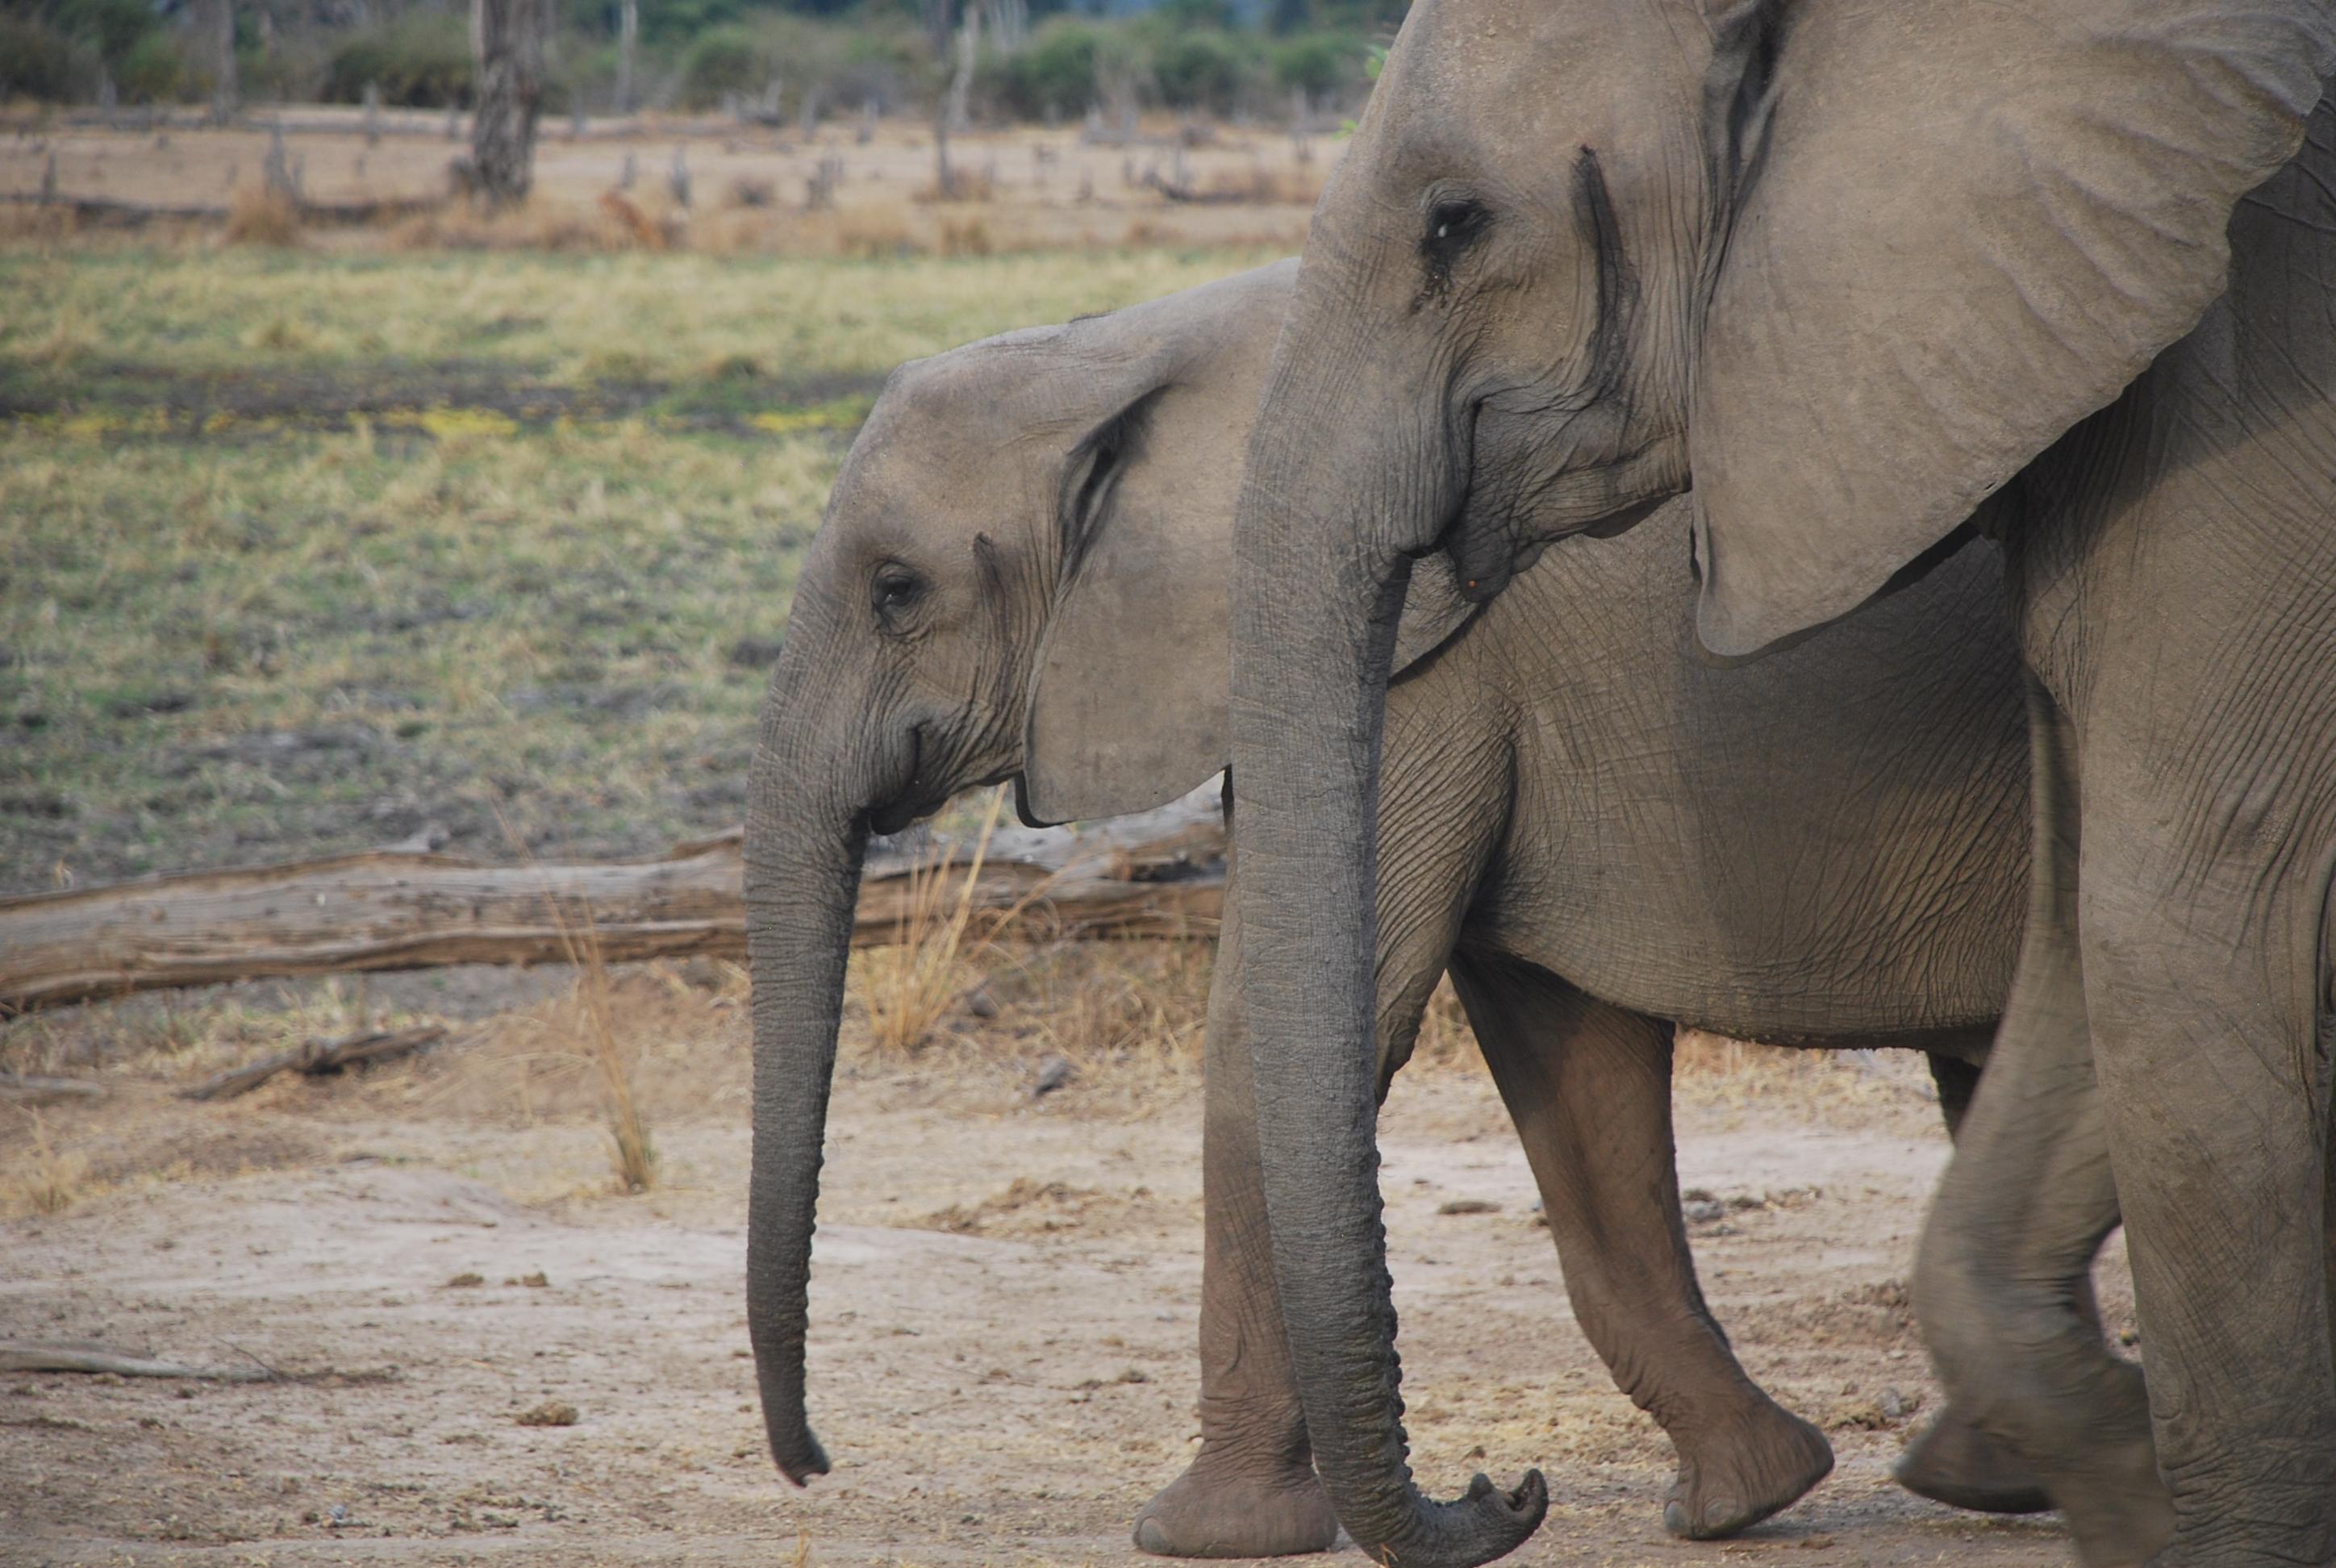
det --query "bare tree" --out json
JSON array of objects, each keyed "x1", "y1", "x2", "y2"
[
  {"x1": 210, "y1": 0, "x2": 239, "y2": 122},
  {"x1": 469, "y1": 0, "x2": 553, "y2": 206},
  {"x1": 615, "y1": 0, "x2": 638, "y2": 114}
]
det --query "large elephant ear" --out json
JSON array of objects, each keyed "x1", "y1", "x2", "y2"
[{"x1": 1688, "y1": 0, "x2": 2335, "y2": 656}]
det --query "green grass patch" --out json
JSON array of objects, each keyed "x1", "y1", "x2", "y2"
[
  {"x1": 0, "y1": 246, "x2": 1283, "y2": 387},
  {"x1": 0, "y1": 419, "x2": 831, "y2": 889}
]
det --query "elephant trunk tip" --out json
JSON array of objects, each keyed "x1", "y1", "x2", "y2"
[
  {"x1": 1372, "y1": 1469, "x2": 1548, "y2": 1568},
  {"x1": 766, "y1": 1423, "x2": 831, "y2": 1487}
]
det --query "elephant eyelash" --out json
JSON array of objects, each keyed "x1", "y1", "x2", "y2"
[
  {"x1": 1416, "y1": 198, "x2": 1489, "y2": 305},
  {"x1": 870, "y1": 562, "x2": 927, "y2": 632}
]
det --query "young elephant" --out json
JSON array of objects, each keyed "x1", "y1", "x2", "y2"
[{"x1": 742, "y1": 261, "x2": 2039, "y2": 1550}]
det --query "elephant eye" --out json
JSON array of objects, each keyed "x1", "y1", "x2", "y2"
[
  {"x1": 1417, "y1": 198, "x2": 1491, "y2": 302},
  {"x1": 870, "y1": 562, "x2": 926, "y2": 629},
  {"x1": 1425, "y1": 198, "x2": 1489, "y2": 255}
]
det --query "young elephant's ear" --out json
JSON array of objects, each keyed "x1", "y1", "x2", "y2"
[
  {"x1": 1016, "y1": 267, "x2": 1296, "y2": 826},
  {"x1": 1016, "y1": 379, "x2": 1238, "y2": 828},
  {"x1": 1687, "y1": 0, "x2": 2334, "y2": 656}
]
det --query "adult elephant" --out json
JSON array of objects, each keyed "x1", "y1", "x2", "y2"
[
  {"x1": 1222, "y1": 2, "x2": 2336, "y2": 1565},
  {"x1": 742, "y1": 262, "x2": 2046, "y2": 1552}
]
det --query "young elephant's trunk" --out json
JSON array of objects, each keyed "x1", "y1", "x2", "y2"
[
  {"x1": 742, "y1": 637, "x2": 870, "y2": 1484},
  {"x1": 1228, "y1": 339, "x2": 1547, "y2": 1567}
]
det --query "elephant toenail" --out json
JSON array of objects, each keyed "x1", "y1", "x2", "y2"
[
  {"x1": 1703, "y1": 1498, "x2": 1741, "y2": 1531},
  {"x1": 1133, "y1": 1517, "x2": 1171, "y2": 1554},
  {"x1": 1662, "y1": 1499, "x2": 1692, "y2": 1537}
]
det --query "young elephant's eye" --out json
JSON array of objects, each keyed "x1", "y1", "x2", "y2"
[{"x1": 870, "y1": 562, "x2": 926, "y2": 628}]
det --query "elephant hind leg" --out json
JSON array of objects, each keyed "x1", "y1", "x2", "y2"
[
  {"x1": 1449, "y1": 955, "x2": 1832, "y2": 1541},
  {"x1": 1910, "y1": 678, "x2": 2167, "y2": 1563}
]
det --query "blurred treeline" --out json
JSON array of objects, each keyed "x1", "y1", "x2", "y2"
[{"x1": 0, "y1": 0, "x2": 1395, "y2": 122}]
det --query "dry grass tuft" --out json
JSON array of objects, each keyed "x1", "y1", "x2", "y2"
[
  {"x1": 515, "y1": 820, "x2": 657, "y2": 1194},
  {"x1": 916, "y1": 168, "x2": 996, "y2": 204},
  {"x1": 3, "y1": 1112, "x2": 90, "y2": 1217},
  {"x1": 596, "y1": 189, "x2": 671, "y2": 250},
  {"x1": 853, "y1": 789, "x2": 1006, "y2": 1053},
  {"x1": 937, "y1": 217, "x2": 994, "y2": 257},
  {"x1": 1409, "y1": 977, "x2": 1483, "y2": 1071},
  {"x1": 223, "y1": 186, "x2": 302, "y2": 248},
  {"x1": 570, "y1": 935, "x2": 657, "y2": 1194}
]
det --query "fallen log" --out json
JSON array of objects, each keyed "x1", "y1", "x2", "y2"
[
  {"x1": 0, "y1": 791, "x2": 1226, "y2": 1015},
  {"x1": 0, "y1": 1342, "x2": 264, "y2": 1381},
  {"x1": 0, "y1": 192, "x2": 444, "y2": 228},
  {"x1": 0, "y1": 1074, "x2": 104, "y2": 1107},
  {"x1": 177, "y1": 1024, "x2": 450, "y2": 1102}
]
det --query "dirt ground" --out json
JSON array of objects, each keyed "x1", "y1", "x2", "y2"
[{"x1": 0, "y1": 955, "x2": 2120, "y2": 1567}]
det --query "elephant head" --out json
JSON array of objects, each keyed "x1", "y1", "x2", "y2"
[
  {"x1": 742, "y1": 257, "x2": 1483, "y2": 1492},
  {"x1": 1225, "y1": 1, "x2": 2335, "y2": 1562}
]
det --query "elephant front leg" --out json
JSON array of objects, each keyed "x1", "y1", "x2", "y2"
[
  {"x1": 1450, "y1": 957, "x2": 1833, "y2": 1540},
  {"x1": 1135, "y1": 889, "x2": 1339, "y2": 1559}
]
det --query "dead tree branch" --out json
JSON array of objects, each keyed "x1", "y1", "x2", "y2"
[{"x1": 0, "y1": 794, "x2": 1226, "y2": 1015}]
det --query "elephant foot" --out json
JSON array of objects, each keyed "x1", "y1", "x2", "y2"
[
  {"x1": 1662, "y1": 1405, "x2": 1833, "y2": 1540},
  {"x1": 2050, "y1": 1428, "x2": 2173, "y2": 1568},
  {"x1": 1892, "y1": 1404, "x2": 2053, "y2": 1514},
  {"x1": 1133, "y1": 1448, "x2": 1341, "y2": 1559}
]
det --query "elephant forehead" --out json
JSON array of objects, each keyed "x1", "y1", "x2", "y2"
[{"x1": 1387, "y1": 0, "x2": 1710, "y2": 148}]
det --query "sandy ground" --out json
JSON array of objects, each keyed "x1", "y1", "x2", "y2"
[{"x1": 0, "y1": 963, "x2": 2119, "y2": 1567}]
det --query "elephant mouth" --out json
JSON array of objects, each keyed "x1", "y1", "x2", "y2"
[{"x1": 864, "y1": 724, "x2": 941, "y2": 837}]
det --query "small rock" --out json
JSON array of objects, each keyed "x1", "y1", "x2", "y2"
[
  {"x1": 1437, "y1": 1198, "x2": 1500, "y2": 1216},
  {"x1": 1032, "y1": 1054, "x2": 1074, "y2": 1097},
  {"x1": 1116, "y1": 1367, "x2": 1149, "y2": 1384},
  {"x1": 1683, "y1": 1199, "x2": 1726, "y2": 1224},
  {"x1": 444, "y1": 1272, "x2": 484, "y2": 1288},
  {"x1": 381, "y1": 821, "x2": 449, "y2": 854},
  {"x1": 503, "y1": 1272, "x2": 549, "y2": 1288},
  {"x1": 516, "y1": 1400, "x2": 578, "y2": 1427},
  {"x1": 964, "y1": 986, "x2": 1001, "y2": 1020}
]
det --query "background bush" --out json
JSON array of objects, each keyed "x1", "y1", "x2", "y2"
[
  {"x1": 322, "y1": 12, "x2": 476, "y2": 108},
  {"x1": 1, "y1": 0, "x2": 1391, "y2": 119}
]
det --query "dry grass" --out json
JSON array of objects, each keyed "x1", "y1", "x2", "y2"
[
  {"x1": 222, "y1": 186, "x2": 302, "y2": 248},
  {"x1": 527, "y1": 824, "x2": 658, "y2": 1194},
  {"x1": 853, "y1": 789, "x2": 1007, "y2": 1053},
  {"x1": 569, "y1": 940, "x2": 658, "y2": 1195},
  {"x1": 915, "y1": 168, "x2": 997, "y2": 204},
  {"x1": 2, "y1": 1111, "x2": 90, "y2": 1216},
  {"x1": 0, "y1": 119, "x2": 1324, "y2": 263}
]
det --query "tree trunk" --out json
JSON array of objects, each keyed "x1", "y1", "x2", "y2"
[
  {"x1": 469, "y1": 0, "x2": 551, "y2": 206},
  {"x1": 211, "y1": 0, "x2": 239, "y2": 122},
  {"x1": 615, "y1": 0, "x2": 637, "y2": 114},
  {"x1": 0, "y1": 794, "x2": 1225, "y2": 1015}
]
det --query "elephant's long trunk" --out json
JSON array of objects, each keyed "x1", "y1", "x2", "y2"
[
  {"x1": 1227, "y1": 362, "x2": 1547, "y2": 1567},
  {"x1": 743, "y1": 644, "x2": 870, "y2": 1485}
]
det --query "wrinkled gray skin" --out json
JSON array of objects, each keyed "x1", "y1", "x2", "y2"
[
  {"x1": 1224, "y1": 2, "x2": 2336, "y2": 1564},
  {"x1": 1133, "y1": 517, "x2": 2050, "y2": 1554},
  {"x1": 744, "y1": 262, "x2": 2051, "y2": 1553}
]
